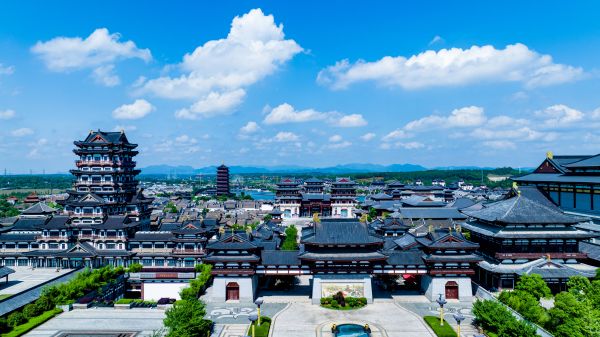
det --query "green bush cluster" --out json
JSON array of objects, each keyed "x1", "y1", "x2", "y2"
[
  {"x1": 163, "y1": 298, "x2": 212, "y2": 337},
  {"x1": 0, "y1": 266, "x2": 124, "y2": 336},
  {"x1": 127, "y1": 263, "x2": 143, "y2": 273},
  {"x1": 2, "y1": 308, "x2": 62, "y2": 337},
  {"x1": 281, "y1": 226, "x2": 298, "y2": 251},
  {"x1": 115, "y1": 298, "x2": 157, "y2": 306},
  {"x1": 320, "y1": 295, "x2": 367, "y2": 310},
  {"x1": 496, "y1": 274, "x2": 600, "y2": 337},
  {"x1": 473, "y1": 299, "x2": 538, "y2": 337},
  {"x1": 179, "y1": 264, "x2": 213, "y2": 301},
  {"x1": 423, "y1": 316, "x2": 457, "y2": 337}
]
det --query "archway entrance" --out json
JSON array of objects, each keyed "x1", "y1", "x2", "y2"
[
  {"x1": 445, "y1": 281, "x2": 459, "y2": 299},
  {"x1": 226, "y1": 282, "x2": 239, "y2": 301}
]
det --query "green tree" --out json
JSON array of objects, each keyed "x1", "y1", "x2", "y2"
[
  {"x1": 262, "y1": 214, "x2": 272, "y2": 222},
  {"x1": 368, "y1": 207, "x2": 377, "y2": 219},
  {"x1": 164, "y1": 299, "x2": 212, "y2": 337},
  {"x1": 515, "y1": 274, "x2": 551, "y2": 300},
  {"x1": 281, "y1": 226, "x2": 298, "y2": 251}
]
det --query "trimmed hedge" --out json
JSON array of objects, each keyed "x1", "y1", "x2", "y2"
[
  {"x1": 1, "y1": 308, "x2": 62, "y2": 337},
  {"x1": 320, "y1": 296, "x2": 367, "y2": 310},
  {"x1": 423, "y1": 316, "x2": 456, "y2": 337},
  {"x1": 248, "y1": 316, "x2": 271, "y2": 337},
  {"x1": 180, "y1": 264, "x2": 212, "y2": 301}
]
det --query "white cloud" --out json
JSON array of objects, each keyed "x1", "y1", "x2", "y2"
[
  {"x1": 273, "y1": 131, "x2": 299, "y2": 142},
  {"x1": 112, "y1": 99, "x2": 155, "y2": 120},
  {"x1": 139, "y1": 9, "x2": 302, "y2": 115},
  {"x1": 175, "y1": 89, "x2": 246, "y2": 120},
  {"x1": 263, "y1": 103, "x2": 367, "y2": 127},
  {"x1": 31, "y1": 28, "x2": 151, "y2": 86},
  {"x1": 175, "y1": 134, "x2": 198, "y2": 144},
  {"x1": 329, "y1": 134, "x2": 343, "y2": 142},
  {"x1": 92, "y1": 64, "x2": 120, "y2": 87},
  {"x1": 405, "y1": 106, "x2": 486, "y2": 131},
  {"x1": 0, "y1": 109, "x2": 15, "y2": 120},
  {"x1": 380, "y1": 141, "x2": 425, "y2": 150},
  {"x1": 240, "y1": 121, "x2": 260, "y2": 134},
  {"x1": 327, "y1": 141, "x2": 352, "y2": 149},
  {"x1": 360, "y1": 132, "x2": 376, "y2": 141},
  {"x1": 112, "y1": 125, "x2": 137, "y2": 132},
  {"x1": 11, "y1": 128, "x2": 33, "y2": 137},
  {"x1": 318, "y1": 43, "x2": 583, "y2": 90},
  {"x1": 382, "y1": 129, "x2": 411, "y2": 141},
  {"x1": 0, "y1": 64, "x2": 15, "y2": 75},
  {"x1": 471, "y1": 126, "x2": 556, "y2": 142},
  {"x1": 482, "y1": 140, "x2": 517, "y2": 150},
  {"x1": 335, "y1": 114, "x2": 368, "y2": 127},
  {"x1": 535, "y1": 104, "x2": 584, "y2": 126},
  {"x1": 428, "y1": 35, "x2": 444, "y2": 46}
]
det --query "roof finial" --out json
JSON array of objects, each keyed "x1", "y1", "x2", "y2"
[
  {"x1": 546, "y1": 254, "x2": 551, "y2": 262},
  {"x1": 546, "y1": 151, "x2": 553, "y2": 159}
]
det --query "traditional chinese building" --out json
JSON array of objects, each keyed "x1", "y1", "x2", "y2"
[
  {"x1": 513, "y1": 152, "x2": 600, "y2": 217},
  {"x1": 63, "y1": 130, "x2": 152, "y2": 227},
  {"x1": 462, "y1": 186, "x2": 597, "y2": 291}
]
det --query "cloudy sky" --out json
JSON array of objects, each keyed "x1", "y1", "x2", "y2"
[{"x1": 1, "y1": 1, "x2": 600, "y2": 173}]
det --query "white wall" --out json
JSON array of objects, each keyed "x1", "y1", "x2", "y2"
[
  {"x1": 211, "y1": 276, "x2": 257, "y2": 303},
  {"x1": 143, "y1": 282, "x2": 188, "y2": 301},
  {"x1": 421, "y1": 276, "x2": 473, "y2": 301}
]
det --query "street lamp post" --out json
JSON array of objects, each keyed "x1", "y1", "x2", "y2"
[
  {"x1": 248, "y1": 313, "x2": 258, "y2": 337},
  {"x1": 436, "y1": 294, "x2": 448, "y2": 326},
  {"x1": 453, "y1": 312, "x2": 465, "y2": 337},
  {"x1": 254, "y1": 297, "x2": 264, "y2": 326}
]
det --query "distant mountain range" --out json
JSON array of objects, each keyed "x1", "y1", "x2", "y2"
[{"x1": 139, "y1": 163, "x2": 518, "y2": 175}]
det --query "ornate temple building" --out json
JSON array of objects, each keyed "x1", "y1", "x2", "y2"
[
  {"x1": 63, "y1": 130, "x2": 152, "y2": 227},
  {"x1": 216, "y1": 164, "x2": 230, "y2": 197},
  {"x1": 462, "y1": 186, "x2": 597, "y2": 292},
  {"x1": 274, "y1": 177, "x2": 357, "y2": 218},
  {"x1": 514, "y1": 152, "x2": 600, "y2": 217}
]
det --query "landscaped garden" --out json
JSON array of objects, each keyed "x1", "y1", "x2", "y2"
[
  {"x1": 0, "y1": 265, "x2": 125, "y2": 337},
  {"x1": 423, "y1": 316, "x2": 457, "y2": 337},
  {"x1": 320, "y1": 291, "x2": 367, "y2": 310},
  {"x1": 473, "y1": 272, "x2": 600, "y2": 337}
]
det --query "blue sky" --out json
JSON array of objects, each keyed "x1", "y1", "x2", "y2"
[{"x1": 1, "y1": 1, "x2": 600, "y2": 173}]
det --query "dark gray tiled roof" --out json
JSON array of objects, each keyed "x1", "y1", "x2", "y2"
[
  {"x1": 580, "y1": 242, "x2": 600, "y2": 262},
  {"x1": 513, "y1": 173, "x2": 600, "y2": 184},
  {"x1": 299, "y1": 250, "x2": 386, "y2": 261},
  {"x1": 564, "y1": 154, "x2": 600, "y2": 168},
  {"x1": 385, "y1": 250, "x2": 425, "y2": 266},
  {"x1": 399, "y1": 207, "x2": 466, "y2": 220},
  {"x1": 261, "y1": 250, "x2": 300, "y2": 265},
  {"x1": 302, "y1": 219, "x2": 383, "y2": 245},
  {"x1": 12, "y1": 217, "x2": 47, "y2": 231},
  {"x1": 463, "y1": 193, "x2": 587, "y2": 224},
  {"x1": 44, "y1": 216, "x2": 69, "y2": 229},
  {"x1": 131, "y1": 231, "x2": 174, "y2": 241},
  {"x1": 21, "y1": 202, "x2": 57, "y2": 215},
  {"x1": 0, "y1": 266, "x2": 15, "y2": 278}
]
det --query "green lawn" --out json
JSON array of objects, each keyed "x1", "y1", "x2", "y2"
[
  {"x1": 2, "y1": 308, "x2": 63, "y2": 337},
  {"x1": 423, "y1": 316, "x2": 457, "y2": 337},
  {"x1": 247, "y1": 316, "x2": 271, "y2": 337},
  {"x1": 0, "y1": 294, "x2": 12, "y2": 301}
]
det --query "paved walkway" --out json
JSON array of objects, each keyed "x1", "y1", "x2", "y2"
[
  {"x1": 217, "y1": 324, "x2": 249, "y2": 337},
  {"x1": 25, "y1": 308, "x2": 165, "y2": 337},
  {"x1": 270, "y1": 300, "x2": 435, "y2": 337},
  {"x1": 0, "y1": 267, "x2": 74, "y2": 295}
]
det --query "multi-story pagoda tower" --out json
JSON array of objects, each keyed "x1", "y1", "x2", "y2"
[
  {"x1": 62, "y1": 130, "x2": 152, "y2": 226},
  {"x1": 216, "y1": 164, "x2": 230, "y2": 197},
  {"x1": 331, "y1": 177, "x2": 357, "y2": 218}
]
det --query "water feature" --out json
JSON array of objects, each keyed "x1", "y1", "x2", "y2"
[{"x1": 335, "y1": 324, "x2": 370, "y2": 337}]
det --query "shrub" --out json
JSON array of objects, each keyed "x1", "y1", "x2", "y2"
[
  {"x1": 320, "y1": 297, "x2": 331, "y2": 305},
  {"x1": 330, "y1": 299, "x2": 339, "y2": 308},
  {"x1": 357, "y1": 297, "x2": 367, "y2": 306},
  {"x1": 345, "y1": 297, "x2": 356, "y2": 307},
  {"x1": 23, "y1": 303, "x2": 43, "y2": 319},
  {"x1": 472, "y1": 299, "x2": 537, "y2": 337},
  {"x1": 0, "y1": 318, "x2": 9, "y2": 333},
  {"x1": 128, "y1": 263, "x2": 143, "y2": 273},
  {"x1": 333, "y1": 291, "x2": 346, "y2": 307},
  {"x1": 158, "y1": 297, "x2": 176, "y2": 305},
  {"x1": 7, "y1": 312, "x2": 27, "y2": 328},
  {"x1": 3, "y1": 308, "x2": 62, "y2": 337}
]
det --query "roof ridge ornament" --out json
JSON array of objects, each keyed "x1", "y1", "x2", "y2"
[{"x1": 546, "y1": 151, "x2": 553, "y2": 159}]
